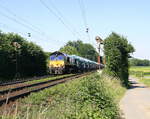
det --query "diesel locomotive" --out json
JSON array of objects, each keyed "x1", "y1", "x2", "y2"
[{"x1": 48, "y1": 51, "x2": 103, "y2": 74}]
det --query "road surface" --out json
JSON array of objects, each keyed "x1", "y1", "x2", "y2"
[{"x1": 120, "y1": 77, "x2": 150, "y2": 119}]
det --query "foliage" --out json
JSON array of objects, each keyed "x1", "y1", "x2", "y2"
[
  {"x1": 0, "y1": 31, "x2": 47, "y2": 80},
  {"x1": 104, "y1": 32, "x2": 135, "y2": 86},
  {"x1": 2, "y1": 73, "x2": 126, "y2": 119},
  {"x1": 45, "y1": 52, "x2": 51, "y2": 58},
  {"x1": 60, "y1": 40, "x2": 99, "y2": 61},
  {"x1": 59, "y1": 45, "x2": 79, "y2": 55},
  {"x1": 129, "y1": 58, "x2": 150, "y2": 66},
  {"x1": 45, "y1": 51, "x2": 51, "y2": 65}
]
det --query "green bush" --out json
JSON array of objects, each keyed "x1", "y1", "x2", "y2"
[
  {"x1": 104, "y1": 32, "x2": 134, "y2": 86},
  {"x1": 3, "y1": 73, "x2": 126, "y2": 119},
  {"x1": 0, "y1": 31, "x2": 47, "y2": 80}
]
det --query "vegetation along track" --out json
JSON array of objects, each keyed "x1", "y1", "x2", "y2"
[
  {"x1": 0, "y1": 75, "x2": 58, "y2": 86},
  {"x1": 0, "y1": 72, "x2": 94, "y2": 106}
]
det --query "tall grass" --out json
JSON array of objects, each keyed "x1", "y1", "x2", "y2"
[{"x1": 1, "y1": 72, "x2": 126, "y2": 119}]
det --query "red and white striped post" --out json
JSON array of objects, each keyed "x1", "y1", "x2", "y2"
[{"x1": 95, "y1": 36, "x2": 103, "y2": 67}]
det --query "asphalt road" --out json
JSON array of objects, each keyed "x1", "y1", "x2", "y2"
[{"x1": 120, "y1": 78, "x2": 150, "y2": 119}]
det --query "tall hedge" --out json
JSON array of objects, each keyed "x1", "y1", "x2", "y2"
[
  {"x1": 0, "y1": 31, "x2": 47, "y2": 80},
  {"x1": 104, "y1": 32, "x2": 134, "y2": 86}
]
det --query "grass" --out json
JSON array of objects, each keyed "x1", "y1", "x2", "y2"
[
  {"x1": 130, "y1": 66, "x2": 150, "y2": 72},
  {"x1": 140, "y1": 78, "x2": 150, "y2": 86},
  {"x1": 25, "y1": 74, "x2": 75, "y2": 84},
  {"x1": 0, "y1": 72, "x2": 126, "y2": 119},
  {"x1": 0, "y1": 74, "x2": 75, "y2": 91},
  {"x1": 130, "y1": 66, "x2": 150, "y2": 87}
]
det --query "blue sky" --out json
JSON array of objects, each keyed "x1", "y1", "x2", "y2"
[{"x1": 0, "y1": 0, "x2": 149, "y2": 59}]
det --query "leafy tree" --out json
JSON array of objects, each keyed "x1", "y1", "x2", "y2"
[
  {"x1": 59, "y1": 45, "x2": 79, "y2": 55},
  {"x1": 0, "y1": 31, "x2": 47, "y2": 80},
  {"x1": 61, "y1": 40, "x2": 98, "y2": 61},
  {"x1": 104, "y1": 32, "x2": 135, "y2": 86}
]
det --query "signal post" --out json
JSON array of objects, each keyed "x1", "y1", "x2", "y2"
[{"x1": 95, "y1": 36, "x2": 103, "y2": 68}]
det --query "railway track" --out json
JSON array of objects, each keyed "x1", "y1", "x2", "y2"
[
  {"x1": 0, "y1": 72, "x2": 93, "y2": 106},
  {"x1": 0, "y1": 75, "x2": 56, "y2": 86},
  {"x1": 0, "y1": 74, "x2": 75, "y2": 95}
]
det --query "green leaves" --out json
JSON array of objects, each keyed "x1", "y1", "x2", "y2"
[
  {"x1": 60, "y1": 45, "x2": 79, "y2": 55},
  {"x1": 104, "y1": 32, "x2": 135, "y2": 86},
  {"x1": 0, "y1": 31, "x2": 47, "y2": 80},
  {"x1": 59, "y1": 40, "x2": 98, "y2": 61},
  {"x1": 129, "y1": 58, "x2": 150, "y2": 66},
  {"x1": 17, "y1": 73, "x2": 123, "y2": 119}
]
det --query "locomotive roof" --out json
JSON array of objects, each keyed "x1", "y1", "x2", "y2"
[
  {"x1": 50, "y1": 51, "x2": 68, "y2": 57},
  {"x1": 72, "y1": 55, "x2": 96, "y2": 63}
]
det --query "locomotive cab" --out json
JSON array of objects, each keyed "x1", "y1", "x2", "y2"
[{"x1": 49, "y1": 51, "x2": 66, "y2": 74}]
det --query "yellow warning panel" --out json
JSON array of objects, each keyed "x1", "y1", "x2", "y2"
[{"x1": 49, "y1": 60, "x2": 65, "y2": 67}]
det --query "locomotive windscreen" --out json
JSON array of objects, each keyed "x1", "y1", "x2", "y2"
[
  {"x1": 50, "y1": 55, "x2": 64, "y2": 60},
  {"x1": 50, "y1": 55, "x2": 55, "y2": 60}
]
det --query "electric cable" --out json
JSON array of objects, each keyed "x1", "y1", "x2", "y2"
[
  {"x1": 48, "y1": 0, "x2": 82, "y2": 38},
  {"x1": 78, "y1": 0, "x2": 94, "y2": 45},
  {"x1": 40, "y1": 0, "x2": 80, "y2": 40}
]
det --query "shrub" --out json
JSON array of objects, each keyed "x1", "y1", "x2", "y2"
[
  {"x1": 5, "y1": 73, "x2": 126, "y2": 119},
  {"x1": 104, "y1": 32, "x2": 134, "y2": 86},
  {"x1": 0, "y1": 31, "x2": 47, "y2": 80}
]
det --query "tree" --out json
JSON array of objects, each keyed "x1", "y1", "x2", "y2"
[
  {"x1": 129, "y1": 58, "x2": 150, "y2": 66},
  {"x1": 59, "y1": 45, "x2": 79, "y2": 55},
  {"x1": 61, "y1": 40, "x2": 98, "y2": 61},
  {"x1": 0, "y1": 31, "x2": 47, "y2": 80},
  {"x1": 104, "y1": 32, "x2": 135, "y2": 86}
]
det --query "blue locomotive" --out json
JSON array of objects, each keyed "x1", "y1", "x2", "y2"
[{"x1": 48, "y1": 51, "x2": 102, "y2": 74}]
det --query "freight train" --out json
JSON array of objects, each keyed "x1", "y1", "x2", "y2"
[{"x1": 48, "y1": 51, "x2": 103, "y2": 74}]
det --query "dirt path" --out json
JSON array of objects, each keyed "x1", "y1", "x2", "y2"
[{"x1": 120, "y1": 77, "x2": 150, "y2": 119}]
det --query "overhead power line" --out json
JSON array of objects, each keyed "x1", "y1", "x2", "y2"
[
  {"x1": 0, "y1": 11, "x2": 41, "y2": 34},
  {"x1": 78, "y1": 0, "x2": 93, "y2": 45},
  {"x1": 48, "y1": 0, "x2": 82, "y2": 38},
  {"x1": 0, "y1": 22, "x2": 28, "y2": 37},
  {"x1": 78, "y1": 0, "x2": 88, "y2": 28},
  {"x1": 40, "y1": 0, "x2": 80, "y2": 40},
  {"x1": 0, "y1": 4, "x2": 53, "y2": 39},
  {"x1": 0, "y1": 4, "x2": 44, "y2": 35},
  {"x1": 0, "y1": 6, "x2": 64, "y2": 43}
]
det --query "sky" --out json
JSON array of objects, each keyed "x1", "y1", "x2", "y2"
[{"x1": 0, "y1": 0, "x2": 149, "y2": 59}]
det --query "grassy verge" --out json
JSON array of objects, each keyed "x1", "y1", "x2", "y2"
[
  {"x1": 140, "y1": 78, "x2": 150, "y2": 87},
  {"x1": 24, "y1": 74, "x2": 75, "y2": 85},
  {"x1": 130, "y1": 66, "x2": 150, "y2": 87},
  {"x1": 0, "y1": 74, "x2": 74, "y2": 91},
  {"x1": 1, "y1": 72, "x2": 126, "y2": 119}
]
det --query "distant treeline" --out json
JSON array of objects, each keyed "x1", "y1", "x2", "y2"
[{"x1": 129, "y1": 58, "x2": 150, "y2": 66}]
